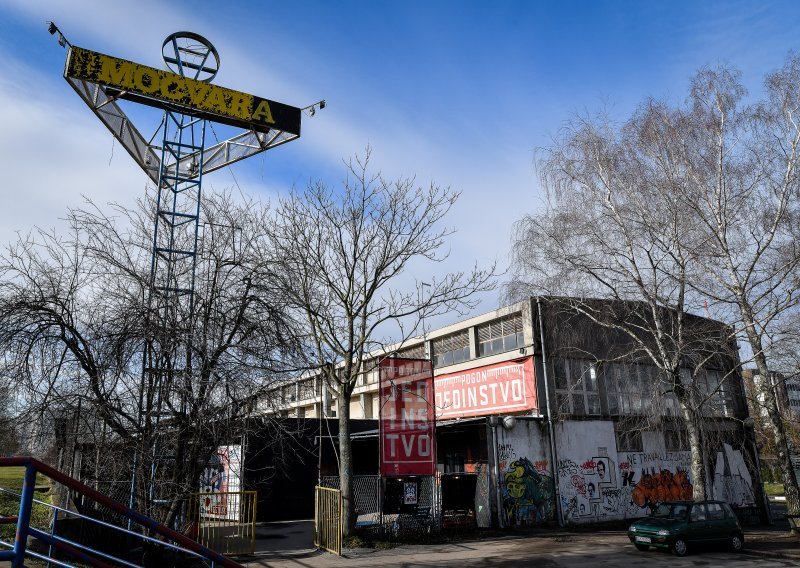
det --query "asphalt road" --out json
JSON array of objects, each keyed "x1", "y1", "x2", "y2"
[{"x1": 245, "y1": 530, "x2": 797, "y2": 568}]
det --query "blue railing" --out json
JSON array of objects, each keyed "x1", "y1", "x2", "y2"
[{"x1": 0, "y1": 456, "x2": 244, "y2": 568}]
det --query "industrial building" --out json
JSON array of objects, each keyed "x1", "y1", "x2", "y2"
[{"x1": 254, "y1": 297, "x2": 765, "y2": 528}]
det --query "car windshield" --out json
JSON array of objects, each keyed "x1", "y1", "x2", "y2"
[{"x1": 651, "y1": 503, "x2": 688, "y2": 519}]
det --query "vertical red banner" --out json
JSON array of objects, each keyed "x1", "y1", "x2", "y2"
[{"x1": 379, "y1": 357, "x2": 436, "y2": 476}]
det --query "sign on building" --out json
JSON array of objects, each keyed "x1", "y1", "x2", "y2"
[
  {"x1": 435, "y1": 357, "x2": 537, "y2": 419},
  {"x1": 379, "y1": 357, "x2": 436, "y2": 476}
]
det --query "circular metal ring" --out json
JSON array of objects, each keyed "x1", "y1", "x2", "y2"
[{"x1": 162, "y1": 31, "x2": 219, "y2": 82}]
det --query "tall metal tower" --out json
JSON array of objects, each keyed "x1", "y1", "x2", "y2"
[
  {"x1": 51, "y1": 23, "x2": 324, "y2": 518},
  {"x1": 138, "y1": 35, "x2": 218, "y2": 509},
  {"x1": 144, "y1": 34, "x2": 218, "y2": 426}
]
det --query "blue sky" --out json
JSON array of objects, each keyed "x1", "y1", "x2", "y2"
[{"x1": 1, "y1": 0, "x2": 800, "y2": 320}]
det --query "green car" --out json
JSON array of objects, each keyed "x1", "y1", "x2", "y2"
[{"x1": 627, "y1": 500, "x2": 744, "y2": 556}]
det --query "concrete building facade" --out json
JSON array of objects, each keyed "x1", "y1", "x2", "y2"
[{"x1": 259, "y1": 297, "x2": 764, "y2": 527}]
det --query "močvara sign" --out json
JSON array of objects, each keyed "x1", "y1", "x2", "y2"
[{"x1": 65, "y1": 46, "x2": 301, "y2": 136}]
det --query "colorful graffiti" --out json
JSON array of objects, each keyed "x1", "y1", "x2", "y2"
[
  {"x1": 631, "y1": 468, "x2": 693, "y2": 511},
  {"x1": 501, "y1": 457, "x2": 555, "y2": 525}
]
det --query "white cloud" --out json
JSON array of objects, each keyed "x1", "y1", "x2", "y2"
[{"x1": 0, "y1": 50, "x2": 144, "y2": 246}]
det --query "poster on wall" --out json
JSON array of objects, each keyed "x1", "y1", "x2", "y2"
[
  {"x1": 435, "y1": 357, "x2": 537, "y2": 419},
  {"x1": 198, "y1": 445, "x2": 243, "y2": 520},
  {"x1": 404, "y1": 481, "x2": 418, "y2": 505},
  {"x1": 379, "y1": 357, "x2": 436, "y2": 477}
]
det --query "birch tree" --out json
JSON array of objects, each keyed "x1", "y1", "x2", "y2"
[
  {"x1": 511, "y1": 58, "x2": 800, "y2": 524},
  {"x1": 669, "y1": 60, "x2": 800, "y2": 525},
  {"x1": 509, "y1": 102, "x2": 736, "y2": 501}
]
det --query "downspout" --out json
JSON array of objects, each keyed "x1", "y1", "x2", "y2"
[
  {"x1": 537, "y1": 297, "x2": 564, "y2": 527},
  {"x1": 490, "y1": 417, "x2": 505, "y2": 529}
]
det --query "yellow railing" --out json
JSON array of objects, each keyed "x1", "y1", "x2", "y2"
[
  {"x1": 314, "y1": 486, "x2": 342, "y2": 555},
  {"x1": 188, "y1": 491, "x2": 257, "y2": 556}
]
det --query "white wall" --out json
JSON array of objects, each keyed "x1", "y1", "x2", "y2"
[{"x1": 555, "y1": 421, "x2": 695, "y2": 524}]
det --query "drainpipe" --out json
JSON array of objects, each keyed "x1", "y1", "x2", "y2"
[
  {"x1": 537, "y1": 297, "x2": 564, "y2": 527},
  {"x1": 489, "y1": 417, "x2": 505, "y2": 529}
]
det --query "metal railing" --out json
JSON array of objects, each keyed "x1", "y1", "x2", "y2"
[
  {"x1": 314, "y1": 486, "x2": 341, "y2": 556},
  {"x1": 0, "y1": 456, "x2": 243, "y2": 568},
  {"x1": 188, "y1": 491, "x2": 257, "y2": 555}
]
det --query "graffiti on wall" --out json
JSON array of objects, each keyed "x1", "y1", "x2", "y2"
[
  {"x1": 501, "y1": 457, "x2": 555, "y2": 525},
  {"x1": 713, "y1": 443, "x2": 755, "y2": 506},
  {"x1": 631, "y1": 468, "x2": 693, "y2": 511},
  {"x1": 557, "y1": 450, "x2": 623, "y2": 520},
  {"x1": 558, "y1": 449, "x2": 696, "y2": 522}
]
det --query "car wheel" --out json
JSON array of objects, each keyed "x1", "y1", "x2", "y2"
[
  {"x1": 634, "y1": 544, "x2": 650, "y2": 551},
  {"x1": 730, "y1": 532, "x2": 744, "y2": 552},
  {"x1": 672, "y1": 537, "x2": 688, "y2": 557}
]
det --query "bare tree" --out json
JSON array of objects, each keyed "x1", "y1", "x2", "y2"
[
  {"x1": 664, "y1": 61, "x2": 800, "y2": 525},
  {"x1": 512, "y1": 58, "x2": 800, "y2": 524},
  {"x1": 267, "y1": 148, "x2": 495, "y2": 535},
  {"x1": 0, "y1": 190, "x2": 299, "y2": 526},
  {"x1": 508, "y1": 101, "x2": 739, "y2": 500}
]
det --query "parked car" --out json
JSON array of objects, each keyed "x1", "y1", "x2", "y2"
[{"x1": 627, "y1": 500, "x2": 744, "y2": 556}]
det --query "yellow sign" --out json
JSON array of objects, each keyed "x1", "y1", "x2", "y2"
[{"x1": 65, "y1": 46, "x2": 301, "y2": 136}]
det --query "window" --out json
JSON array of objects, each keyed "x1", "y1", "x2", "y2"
[
  {"x1": 359, "y1": 359, "x2": 379, "y2": 385},
  {"x1": 665, "y1": 427, "x2": 689, "y2": 451},
  {"x1": 432, "y1": 331, "x2": 470, "y2": 368},
  {"x1": 397, "y1": 343, "x2": 426, "y2": 360},
  {"x1": 690, "y1": 504, "x2": 707, "y2": 522},
  {"x1": 698, "y1": 369, "x2": 736, "y2": 417},
  {"x1": 477, "y1": 313, "x2": 524, "y2": 357},
  {"x1": 615, "y1": 429, "x2": 643, "y2": 452},
  {"x1": 706, "y1": 503, "x2": 725, "y2": 520},
  {"x1": 298, "y1": 377, "x2": 319, "y2": 400},
  {"x1": 554, "y1": 358, "x2": 600, "y2": 416},
  {"x1": 280, "y1": 384, "x2": 296, "y2": 403},
  {"x1": 605, "y1": 363, "x2": 656, "y2": 415}
]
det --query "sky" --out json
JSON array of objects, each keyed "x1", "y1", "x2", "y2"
[{"x1": 2, "y1": 0, "x2": 800, "y2": 327}]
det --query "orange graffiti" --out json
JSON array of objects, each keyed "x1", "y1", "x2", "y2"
[{"x1": 632, "y1": 468, "x2": 693, "y2": 509}]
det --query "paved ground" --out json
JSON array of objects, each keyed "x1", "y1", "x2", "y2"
[
  {"x1": 243, "y1": 528, "x2": 799, "y2": 568},
  {"x1": 243, "y1": 505, "x2": 800, "y2": 568}
]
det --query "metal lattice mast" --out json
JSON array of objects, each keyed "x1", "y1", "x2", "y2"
[
  {"x1": 138, "y1": 34, "x2": 220, "y2": 512},
  {"x1": 51, "y1": 22, "x2": 318, "y2": 522}
]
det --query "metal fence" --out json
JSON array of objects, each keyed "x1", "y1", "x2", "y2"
[
  {"x1": 188, "y1": 491, "x2": 257, "y2": 555},
  {"x1": 314, "y1": 486, "x2": 342, "y2": 555},
  {"x1": 322, "y1": 474, "x2": 440, "y2": 538}
]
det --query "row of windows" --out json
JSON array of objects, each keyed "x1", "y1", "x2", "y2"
[
  {"x1": 361, "y1": 313, "x2": 525, "y2": 383},
  {"x1": 554, "y1": 358, "x2": 739, "y2": 418},
  {"x1": 477, "y1": 314, "x2": 524, "y2": 357},
  {"x1": 432, "y1": 330, "x2": 470, "y2": 368},
  {"x1": 614, "y1": 427, "x2": 688, "y2": 452},
  {"x1": 554, "y1": 359, "x2": 600, "y2": 415}
]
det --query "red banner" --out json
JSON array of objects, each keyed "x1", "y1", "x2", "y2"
[
  {"x1": 379, "y1": 357, "x2": 436, "y2": 476},
  {"x1": 434, "y1": 357, "x2": 537, "y2": 419}
]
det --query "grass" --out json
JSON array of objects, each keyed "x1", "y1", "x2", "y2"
[
  {"x1": 764, "y1": 482, "x2": 785, "y2": 496},
  {"x1": 0, "y1": 466, "x2": 54, "y2": 541}
]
